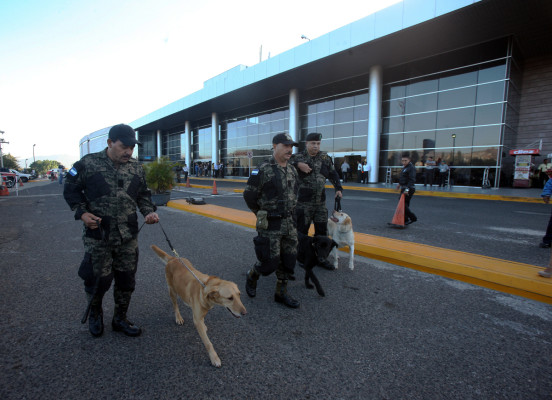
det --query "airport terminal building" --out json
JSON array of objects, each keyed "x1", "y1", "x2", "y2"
[{"x1": 93, "y1": 0, "x2": 551, "y2": 188}]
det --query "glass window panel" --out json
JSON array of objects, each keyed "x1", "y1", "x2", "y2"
[
  {"x1": 353, "y1": 136, "x2": 366, "y2": 151},
  {"x1": 383, "y1": 99, "x2": 406, "y2": 117},
  {"x1": 258, "y1": 133, "x2": 272, "y2": 146},
  {"x1": 247, "y1": 134, "x2": 258, "y2": 146},
  {"x1": 438, "y1": 87, "x2": 476, "y2": 109},
  {"x1": 271, "y1": 111, "x2": 285, "y2": 121},
  {"x1": 334, "y1": 137, "x2": 353, "y2": 152},
  {"x1": 471, "y1": 147, "x2": 498, "y2": 166},
  {"x1": 353, "y1": 121, "x2": 368, "y2": 136},
  {"x1": 406, "y1": 93, "x2": 437, "y2": 114},
  {"x1": 387, "y1": 85, "x2": 406, "y2": 100},
  {"x1": 335, "y1": 108, "x2": 354, "y2": 124},
  {"x1": 317, "y1": 110, "x2": 334, "y2": 126},
  {"x1": 334, "y1": 123, "x2": 353, "y2": 138},
  {"x1": 317, "y1": 100, "x2": 334, "y2": 112},
  {"x1": 436, "y1": 128, "x2": 473, "y2": 149},
  {"x1": 382, "y1": 116, "x2": 405, "y2": 134},
  {"x1": 405, "y1": 112, "x2": 436, "y2": 132},
  {"x1": 478, "y1": 63, "x2": 506, "y2": 83},
  {"x1": 436, "y1": 108, "x2": 474, "y2": 129},
  {"x1": 473, "y1": 125, "x2": 502, "y2": 146},
  {"x1": 270, "y1": 119, "x2": 285, "y2": 132},
  {"x1": 422, "y1": 136, "x2": 436, "y2": 152},
  {"x1": 307, "y1": 104, "x2": 317, "y2": 114},
  {"x1": 439, "y1": 70, "x2": 477, "y2": 90},
  {"x1": 354, "y1": 105, "x2": 369, "y2": 121},
  {"x1": 403, "y1": 131, "x2": 435, "y2": 150},
  {"x1": 247, "y1": 124, "x2": 259, "y2": 136},
  {"x1": 258, "y1": 122, "x2": 271, "y2": 134},
  {"x1": 335, "y1": 97, "x2": 354, "y2": 109},
  {"x1": 476, "y1": 82, "x2": 505, "y2": 104},
  {"x1": 320, "y1": 139, "x2": 333, "y2": 152},
  {"x1": 407, "y1": 79, "x2": 438, "y2": 96},
  {"x1": 317, "y1": 125, "x2": 334, "y2": 139},
  {"x1": 386, "y1": 133, "x2": 404, "y2": 150},
  {"x1": 475, "y1": 104, "x2": 503, "y2": 125},
  {"x1": 354, "y1": 92, "x2": 369, "y2": 106}
]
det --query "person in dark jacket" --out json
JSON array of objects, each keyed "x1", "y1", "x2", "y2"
[{"x1": 398, "y1": 153, "x2": 417, "y2": 225}]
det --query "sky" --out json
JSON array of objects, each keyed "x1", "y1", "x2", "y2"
[{"x1": 0, "y1": 0, "x2": 401, "y2": 169}]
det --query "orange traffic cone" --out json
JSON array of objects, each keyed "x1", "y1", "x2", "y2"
[
  {"x1": 0, "y1": 185, "x2": 9, "y2": 196},
  {"x1": 212, "y1": 180, "x2": 218, "y2": 195},
  {"x1": 185, "y1": 177, "x2": 191, "y2": 188},
  {"x1": 19, "y1": 179, "x2": 24, "y2": 187},
  {"x1": 387, "y1": 193, "x2": 406, "y2": 228}
]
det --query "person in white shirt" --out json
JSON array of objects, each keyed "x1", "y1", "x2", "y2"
[
  {"x1": 362, "y1": 161, "x2": 371, "y2": 184},
  {"x1": 438, "y1": 161, "x2": 449, "y2": 187},
  {"x1": 341, "y1": 161, "x2": 350, "y2": 183}
]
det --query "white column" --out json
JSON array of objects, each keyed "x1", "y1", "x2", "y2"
[
  {"x1": 184, "y1": 121, "x2": 191, "y2": 166},
  {"x1": 367, "y1": 65, "x2": 382, "y2": 183},
  {"x1": 289, "y1": 89, "x2": 300, "y2": 151},
  {"x1": 211, "y1": 112, "x2": 219, "y2": 166},
  {"x1": 156, "y1": 129, "x2": 162, "y2": 159}
]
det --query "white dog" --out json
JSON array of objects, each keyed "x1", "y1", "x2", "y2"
[{"x1": 327, "y1": 210, "x2": 355, "y2": 270}]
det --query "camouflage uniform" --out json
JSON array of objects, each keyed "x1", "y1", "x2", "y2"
[
  {"x1": 290, "y1": 150, "x2": 343, "y2": 236},
  {"x1": 63, "y1": 149, "x2": 155, "y2": 315},
  {"x1": 243, "y1": 155, "x2": 299, "y2": 279}
]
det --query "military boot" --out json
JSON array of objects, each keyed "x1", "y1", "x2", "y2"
[
  {"x1": 245, "y1": 268, "x2": 260, "y2": 298},
  {"x1": 274, "y1": 278, "x2": 300, "y2": 308},
  {"x1": 88, "y1": 304, "x2": 104, "y2": 337},
  {"x1": 112, "y1": 306, "x2": 142, "y2": 337}
]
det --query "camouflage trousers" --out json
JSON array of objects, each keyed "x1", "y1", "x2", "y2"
[
  {"x1": 80, "y1": 236, "x2": 139, "y2": 314},
  {"x1": 295, "y1": 202, "x2": 328, "y2": 236},
  {"x1": 253, "y1": 223, "x2": 298, "y2": 278}
]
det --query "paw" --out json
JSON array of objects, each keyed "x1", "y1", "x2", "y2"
[
  {"x1": 317, "y1": 289, "x2": 326, "y2": 297},
  {"x1": 175, "y1": 315, "x2": 184, "y2": 325},
  {"x1": 306, "y1": 283, "x2": 314, "y2": 289},
  {"x1": 349, "y1": 264, "x2": 354, "y2": 271},
  {"x1": 210, "y1": 354, "x2": 222, "y2": 368}
]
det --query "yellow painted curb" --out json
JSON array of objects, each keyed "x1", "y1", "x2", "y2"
[{"x1": 167, "y1": 200, "x2": 552, "y2": 304}]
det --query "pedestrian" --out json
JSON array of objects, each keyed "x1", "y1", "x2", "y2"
[
  {"x1": 58, "y1": 165, "x2": 64, "y2": 185},
  {"x1": 362, "y1": 160, "x2": 371, "y2": 184},
  {"x1": 341, "y1": 160, "x2": 350, "y2": 183},
  {"x1": 438, "y1": 160, "x2": 450, "y2": 187},
  {"x1": 290, "y1": 132, "x2": 343, "y2": 270},
  {"x1": 424, "y1": 156, "x2": 436, "y2": 187},
  {"x1": 183, "y1": 163, "x2": 189, "y2": 181},
  {"x1": 63, "y1": 124, "x2": 160, "y2": 337},
  {"x1": 357, "y1": 161, "x2": 362, "y2": 183},
  {"x1": 175, "y1": 164, "x2": 183, "y2": 183},
  {"x1": 214, "y1": 160, "x2": 220, "y2": 178},
  {"x1": 194, "y1": 162, "x2": 199, "y2": 177},
  {"x1": 244, "y1": 133, "x2": 300, "y2": 308},
  {"x1": 538, "y1": 170, "x2": 552, "y2": 249},
  {"x1": 398, "y1": 153, "x2": 417, "y2": 225},
  {"x1": 537, "y1": 158, "x2": 551, "y2": 188}
]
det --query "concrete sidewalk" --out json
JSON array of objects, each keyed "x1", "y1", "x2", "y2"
[
  {"x1": 167, "y1": 199, "x2": 552, "y2": 304},
  {"x1": 178, "y1": 176, "x2": 545, "y2": 203}
]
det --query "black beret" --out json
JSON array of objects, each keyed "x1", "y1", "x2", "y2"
[{"x1": 305, "y1": 132, "x2": 322, "y2": 142}]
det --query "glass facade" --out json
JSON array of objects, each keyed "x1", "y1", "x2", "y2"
[
  {"x1": 380, "y1": 39, "x2": 513, "y2": 186},
  {"x1": 221, "y1": 103, "x2": 289, "y2": 176}
]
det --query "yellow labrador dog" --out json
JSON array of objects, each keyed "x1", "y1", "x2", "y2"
[
  {"x1": 327, "y1": 210, "x2": 355, "y2": 270},
  {"x1": 151, "y1": 245, "x2": 246, "y2": 367}
]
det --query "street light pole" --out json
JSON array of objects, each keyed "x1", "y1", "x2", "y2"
[
  {"x1": 451, "y1": 133, "x2": 456, "y2": 164},
  {"x1": 0, "y1": 130, "x2": 6, "y2": 168},
  {"x1": 33, "y1": 144, "x2": 36, "y2": 164}
]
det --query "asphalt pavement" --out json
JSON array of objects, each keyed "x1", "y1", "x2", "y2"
[{"x1": 0, "y1": 180, "x2": 551, "y2": 399}]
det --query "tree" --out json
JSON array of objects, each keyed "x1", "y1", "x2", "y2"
[
  {"x1": 29, "y1": 160, "x2": 61, "y2": 176},
  {"x1": 1, "y1": 153, "x2": 20, "y2": 170}
]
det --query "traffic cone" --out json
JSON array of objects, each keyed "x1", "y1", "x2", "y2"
[
  {"x1": 212, "y1": 180, "x2": 218, "y2": 195},
  {"x1": 19, "y1": 179, "x2": 24, "y2": 187},
  {"x1": 387, "y1": 193, "x2": 406, "y2": 228},
  {"x1": 186, "y1": 177, "x2": 191, "y2": 187},
  {"x1": 0, "y1": 185, "x2": 9, "y2": 196}
]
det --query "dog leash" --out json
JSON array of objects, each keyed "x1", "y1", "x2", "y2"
[
  {"x1": 158, "y1": 221, "x2": 206, "y2": 288},
  {"x1": 334, "y1": 197, "x2": 342, "y2": 212}
]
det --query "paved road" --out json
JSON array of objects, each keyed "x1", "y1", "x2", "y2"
[{"x1": 1, "y1": 181, "x2": 551, "y2": 399}]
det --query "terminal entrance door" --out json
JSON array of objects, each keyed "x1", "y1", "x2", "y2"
[{"x1": 333, "y1": 155, "x2": 362, "y2": 183}]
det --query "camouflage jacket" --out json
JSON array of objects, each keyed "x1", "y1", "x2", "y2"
[
  {"x1": 63, "y1": 149, "x2": 155, "y2": 243},
  {"x1": 290, "y1": 150, "x2": 343, "y2": 205},
  {"x1": 243, "y1": 156, "x2": 298, "y2": 217}
]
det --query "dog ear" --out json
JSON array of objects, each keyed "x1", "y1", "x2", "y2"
[
  {"x1": 338, "y1": 218, "x2": 352, "y2": 233},
  {"x1": 206, "y1": 287, "x2": 220, "y2": 300},
  {"x1": 332, "y1": 240, "x2": 339, "y2": 249}
]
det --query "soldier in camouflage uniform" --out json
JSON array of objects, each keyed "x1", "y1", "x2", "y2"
[
  {"x1": 290, "y1": 132, "x2": 343, "y2": 270},
  {"x1": 63, "y1": 124, "x2": 159, "y2": 337},
  {"x1": 244, "y1": 133, "x2": 301, "y2": 308}
]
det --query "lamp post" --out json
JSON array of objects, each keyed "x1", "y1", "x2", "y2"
[
  {"x1": 0, "y1": 130, "x2": 6, "y2": 168},
  {"x1": 25, "y1": 159, "x2": 28, "y2": 169},
  {"x1": 451, "y1": 133, "x2": 456, "y2": 164},
  {"x1": 33, "y1": 144, "x2": 36, "y2": 164}
]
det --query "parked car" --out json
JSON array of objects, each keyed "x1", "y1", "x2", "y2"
[
  {"x1": 9, "y1": 169, "x2": 33, "y2": 182},
  {"x1": 0, "y1": 168, "x2": 16, "y2": 188}
]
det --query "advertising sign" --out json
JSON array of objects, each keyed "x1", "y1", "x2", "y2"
[{"x1": 513, "y1": 154, "x2": 532, "y2": 188}]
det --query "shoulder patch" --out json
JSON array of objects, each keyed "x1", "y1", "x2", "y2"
[
  {"x1": 68, "y1": 167, "x2": 78, "y2": 177},
  {"x1": 251, "y1": 169, "x2": 259, "y2": 175}
]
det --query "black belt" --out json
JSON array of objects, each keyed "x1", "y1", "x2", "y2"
[{"x1": 267, "y1": 210, "x2": 293, "y2": 220}]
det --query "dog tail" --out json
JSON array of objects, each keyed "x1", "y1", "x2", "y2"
[{"x1": 151, "y1": 245, "x2": 173, "y2": 264}]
